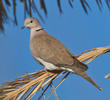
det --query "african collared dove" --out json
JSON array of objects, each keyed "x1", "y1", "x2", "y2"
[{"x1": 23, "y1": 17, "x2": 102, "y2": 90}]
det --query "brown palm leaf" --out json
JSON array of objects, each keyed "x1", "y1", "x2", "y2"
[
  {"x1": 0, "y1": 0, "x2": 110, "y2": 32},
  {"x1": 0, "y1": 46, "x2": 110, "y2": 100}
]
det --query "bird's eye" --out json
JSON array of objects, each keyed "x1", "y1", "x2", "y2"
[{"x1": 30, "y1": 20, "x2": 33, "y2": 23}]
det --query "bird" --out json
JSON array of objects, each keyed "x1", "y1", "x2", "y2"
[{"x1": 22, "y1": 17, "x2": 102, "y2": 91}]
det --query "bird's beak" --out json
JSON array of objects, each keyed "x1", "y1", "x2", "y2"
[{"x1": 21, "y1": 26, "x2": 25, "y2": 29}]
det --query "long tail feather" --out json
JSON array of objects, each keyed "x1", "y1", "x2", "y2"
[{"x1": 76, "y1": 72, "x2": 102, "y2": 91}]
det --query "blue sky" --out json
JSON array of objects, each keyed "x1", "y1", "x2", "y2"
[{"x1": 0, "y1": 0, "x2": 110, "y2": 100}]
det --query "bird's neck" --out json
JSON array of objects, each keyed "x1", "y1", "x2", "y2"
[
  {"x1": 30, "y1": 26, "x2": 44, "y2": 38},
  {"x1": 30, "y1": 26, "x2": 45, "y2": 54},
  {"x1": 31, "y1": 26, "x2": 42, "y2": 32}
]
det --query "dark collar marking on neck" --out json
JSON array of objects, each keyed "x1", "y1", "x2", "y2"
[{"x1": 36, "y1": 28, "x2": 44, "y2": 32}]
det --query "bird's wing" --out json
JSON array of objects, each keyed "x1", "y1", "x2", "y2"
[{"x1": 32, "y1": 32, "x2": 83, "y2": 68}]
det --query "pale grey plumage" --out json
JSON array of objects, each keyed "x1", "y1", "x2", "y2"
[{"x1": 23, "y1": 17, "x2": 102, "y2": 90}]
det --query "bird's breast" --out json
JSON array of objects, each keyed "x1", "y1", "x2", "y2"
[{"x1": 30, "y1": 36, "x2": 40, "y2": 57}]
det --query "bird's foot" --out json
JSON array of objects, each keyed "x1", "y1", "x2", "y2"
[
  {"x1": 42, "y1": 68, "x2": 51, "y2": 76},
  {"x1": 42, "y1": 68, "x2": 48, "y2": 72}
]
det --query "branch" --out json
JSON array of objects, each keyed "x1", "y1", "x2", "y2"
[{"x1": 0, "y1": 46, "x2": 110, "y2": 100}]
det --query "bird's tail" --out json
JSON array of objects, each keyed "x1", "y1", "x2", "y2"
[
  {"x1": 80, "y1": 63, "x2": 88, "y2": 71},
  {"x1": 76, "y1": 71, "x2": 102, "y2": 91}
]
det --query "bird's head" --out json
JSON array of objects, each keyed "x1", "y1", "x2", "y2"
[{"x1": 22, "y1": 17, "x2": 41, "y2": 29}]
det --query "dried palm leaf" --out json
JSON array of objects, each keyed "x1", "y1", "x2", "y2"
[
  {"x1": 13, "y1": 0, "x2": 17, "y2": 25},
  {"x1": 68, "y1": 0, "x2": 74, "y2": 8},
  {"x1": 57, "y1": 0, "x2": 63, "y2": 13},
  {"x1": 106, "y1": 0, "x2": 110, "y2": 9},
  {"x1": 1, "y1": 0, "x2": 110, "y2": 32},
  {"x1": 40, "y1": 0, "x2": 47, "y2": 15},
  {"x1": 105, "y1": 73, "x2": 110, "y2": 79},
  {"x1": 5, "y1": 0, "x2": 11, "y2": 6},
  {"x1": 80, "y1": 0, "x2": 91, "y2": 14},
  {"x1": 0, "y1": 46, "x2": 110, "y2": 100},
  {"x1": 96, "y1": 0, "x2": 103, "y2": 10}
]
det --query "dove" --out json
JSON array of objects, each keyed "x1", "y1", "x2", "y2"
[{"x1": 22, "y1": 17, "x2": 102, "y2": 90}]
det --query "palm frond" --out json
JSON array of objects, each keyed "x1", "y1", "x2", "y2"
[
  {"x1": 40, "y1": 0, "x2": 47, "y2": 15},
  {"x1": 0, "y1": 0, "x2": 110, "y2": 32},
  {"x1": 0, "y1": 46, "x2": 110, "y2": 100},
  {"x1": 57, "y1": 0, "x2": 63, "y2": 13},
  {"x1": 96, "y1": 0, "x2": 103, "y2": 10},
  {"x1": 80, "y1": 0, "x2": 91, "y2": 14},
  {"x1": 13, "y1": 0, "x2": 17, "y2": 25},
  {"x1": 0, "y1": 0, "x2": 8, "y2": 32},
  {"x1": 105, "y1": 73, "x2": 110, "y2": 79},
  {"x1": 105, "y1": 0, "x2": 110, "y2": 9}
]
